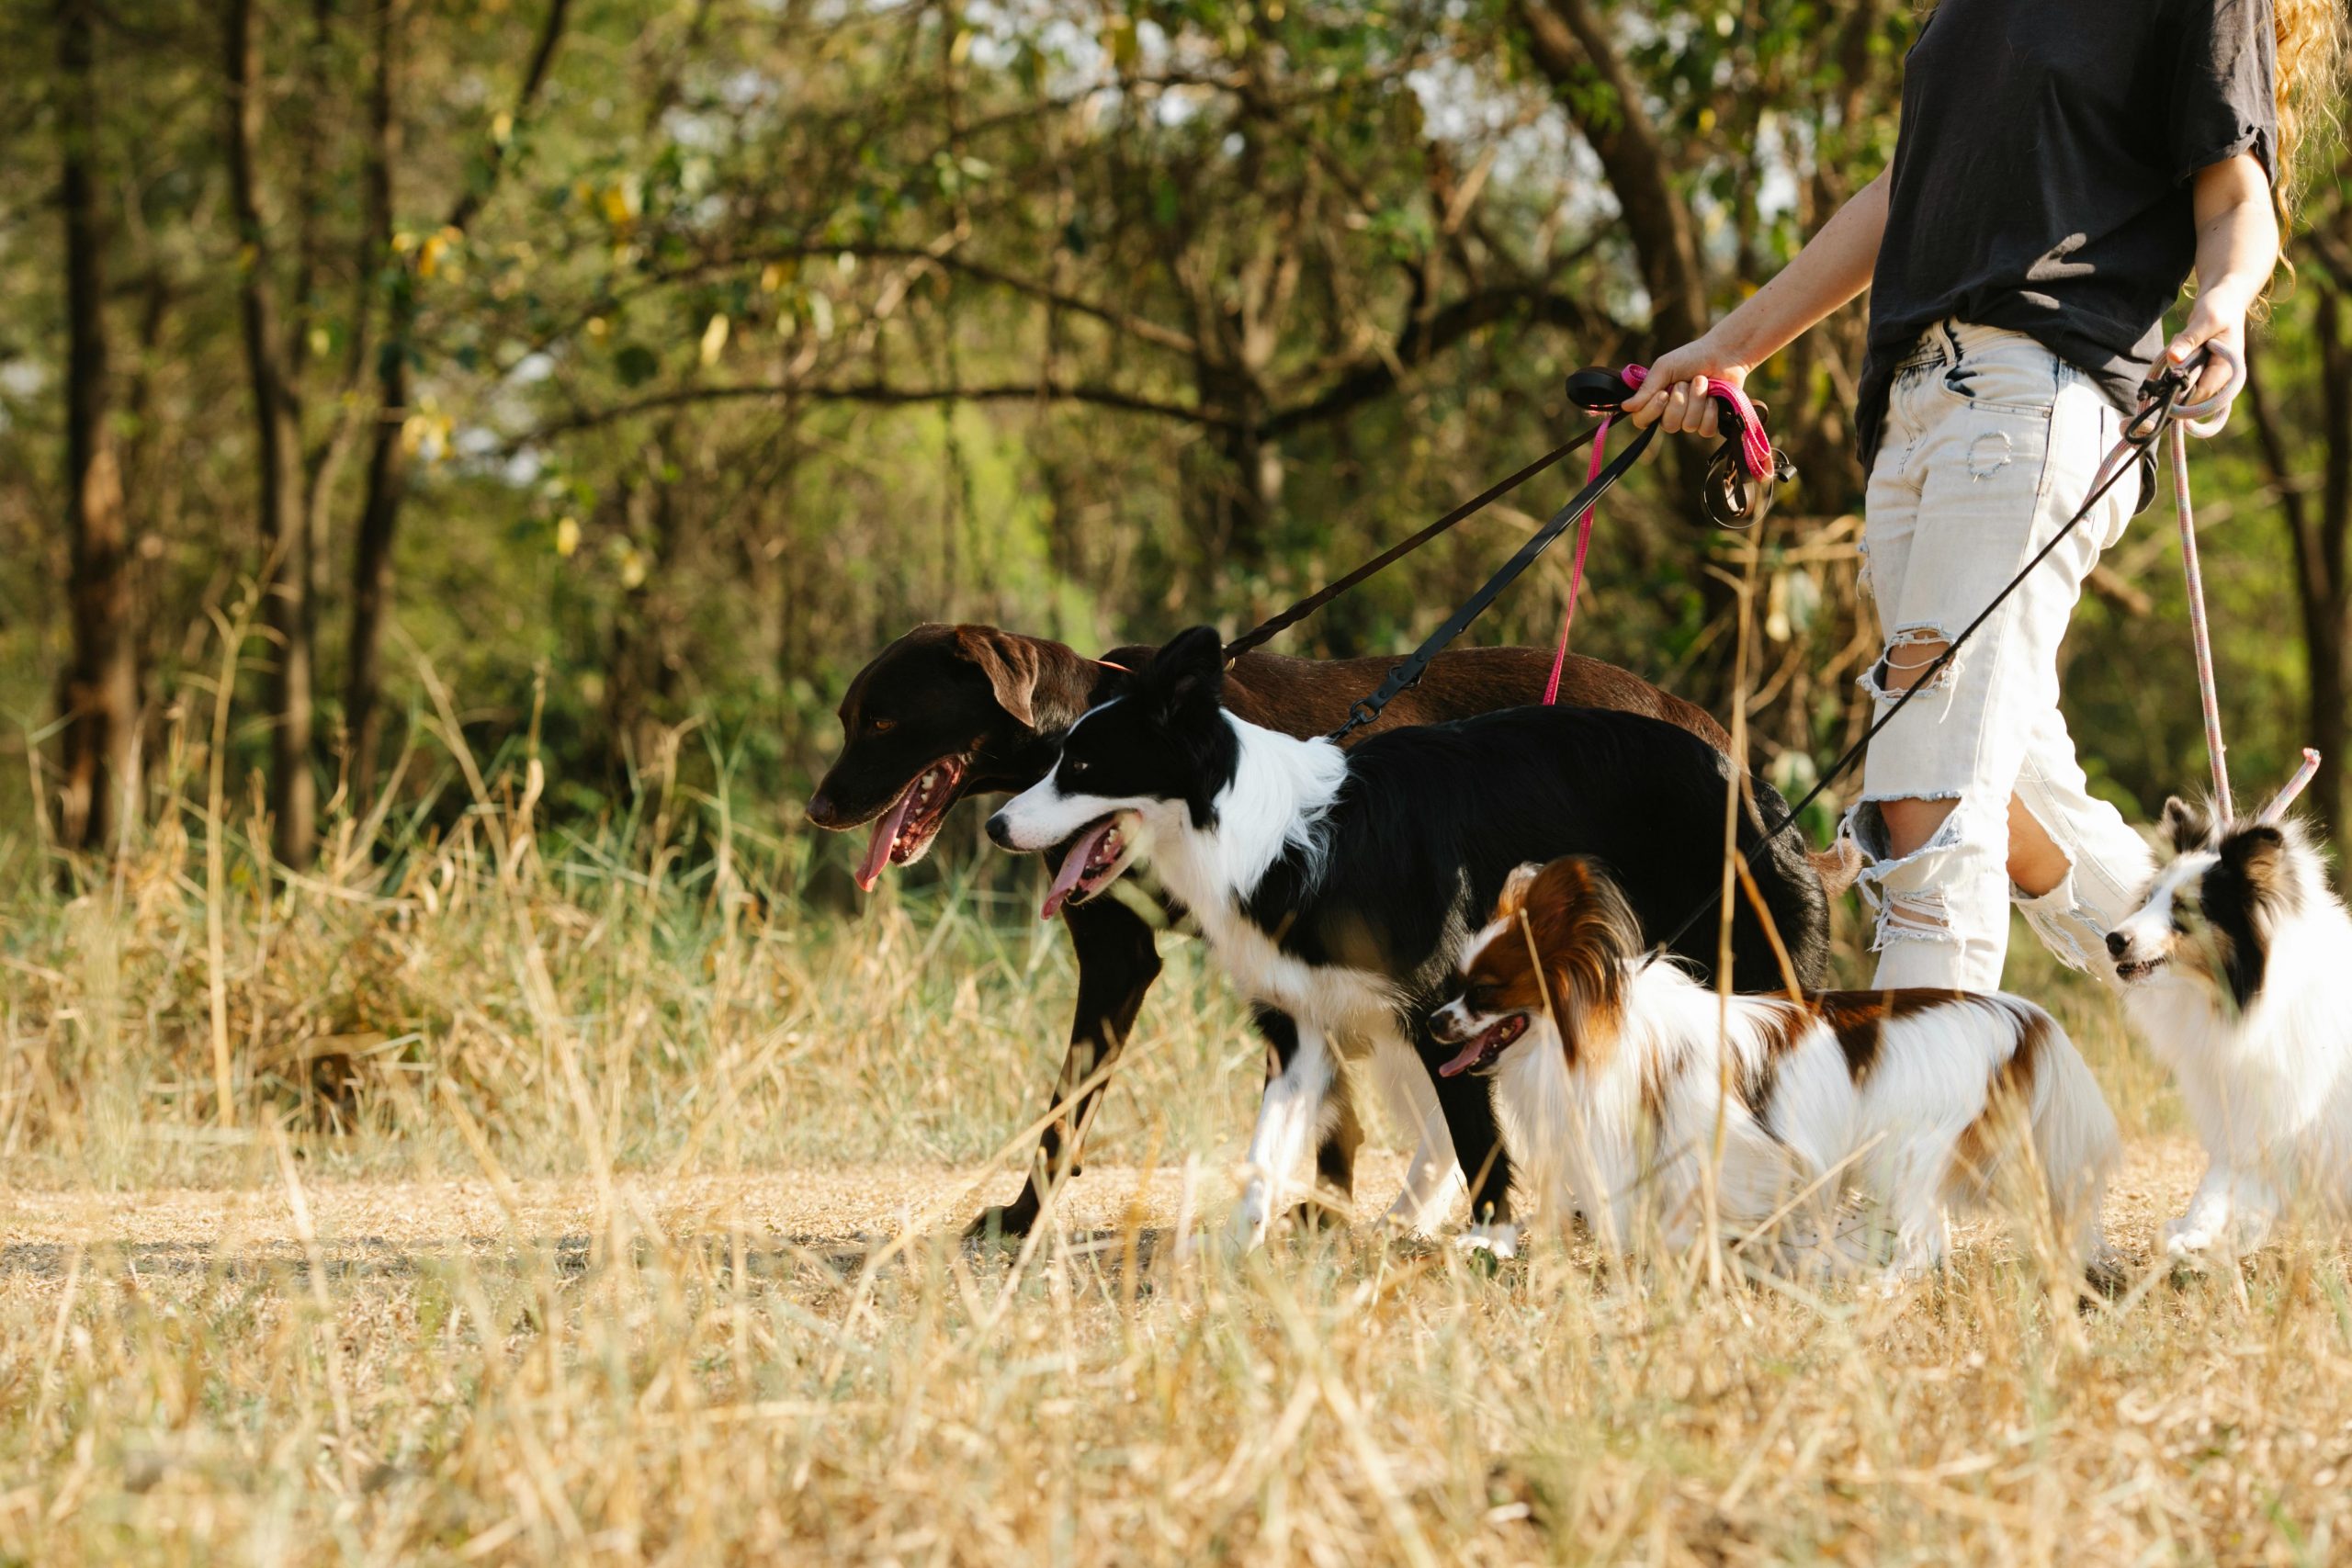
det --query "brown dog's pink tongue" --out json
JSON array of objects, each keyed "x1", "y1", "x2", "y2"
[
  {"x1": 854, "y1": 784, "x2": 919, "y2": 892},
  {"x1": 1040, "y1": 819, "x2": 1117, "y2": 920},
  {"x1": 1437, "y1": 1034, "x2": 1490, "y2": 1078}
]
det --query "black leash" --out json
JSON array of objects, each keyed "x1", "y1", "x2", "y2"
[
  {"x1": 1223, "y1": 428, "x2": 1599, "y2": 662},
  {"x1": 1648, "y1": 370, "x2": 2197, "y2": 962},
  {"x1": 1331, "y1": 422, "x2": 1659, "y2": 740}
]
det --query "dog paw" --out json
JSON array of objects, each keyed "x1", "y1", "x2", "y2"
[
  {"x1": 1226, "y1": 1192, "x2": 1273, "y2": 1256},
  {"x1": 1455, "y1": 1222, "x2": 1522, "y2": 1262},
  {"x1": 961, "y1": 1201, "x2": 1037, "y2": 1247},
  {"x1": 2162, "y1": 1219, "x2": 2217, "y2": 1261}
]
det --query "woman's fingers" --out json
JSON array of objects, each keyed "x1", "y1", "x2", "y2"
[
  {"x1": 1660, "y1": 381, "x2": 1693, "y2": 433},
  {"x1": 2166, "y1": 325, "x2": 2240, "y2": 407}
]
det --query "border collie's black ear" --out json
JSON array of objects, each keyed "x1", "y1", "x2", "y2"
[
  {"x1": 1148, "y1": 626, "x2": 1227, "y2": 716},
  {"x1": 2160, "y1": 796, "x2": 2211, "y2": 855},
  {"x1": 2218, "y1": 822, "x2": 2297, "y2": 913}
]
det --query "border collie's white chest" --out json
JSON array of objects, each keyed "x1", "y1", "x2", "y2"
[{"x1": 1183, "y1": 895, "x2": 1403, "y2": 1038}]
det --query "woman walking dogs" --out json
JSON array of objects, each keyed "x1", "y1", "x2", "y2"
[{"x1": 1627, "y1": 0, "x2": 2343, "y2": 990}]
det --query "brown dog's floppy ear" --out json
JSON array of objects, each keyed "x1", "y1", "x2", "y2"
[
  {"x1": 951, "y1": 626, "x2": 1046, "y2": 729},
  {"x1": 2160, "y1": 795, "x2": 2211, "y2": 855}
]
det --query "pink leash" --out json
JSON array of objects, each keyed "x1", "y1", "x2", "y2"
[{"x1": 1542, "y1": 365, "x2": 1774, "y2": 704}]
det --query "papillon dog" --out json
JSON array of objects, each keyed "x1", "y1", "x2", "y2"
[
  {"x1": 2107, "y1": 800, "x2": 2352, "y2": 1258},
  {"x1": 986, "y1": 626, "x2": 1831, "y2": 1249},
  {"x1": 1431, "y1": 856, "x2": 2119, "y2": 1280}
]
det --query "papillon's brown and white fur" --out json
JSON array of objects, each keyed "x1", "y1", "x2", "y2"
[
  {"x1": 2107, "y1": 801, "x2": 2352, "y2": 1259},
  {"x1": 1429, "y1": 857, "x2": 2120, "y2": 1280}
]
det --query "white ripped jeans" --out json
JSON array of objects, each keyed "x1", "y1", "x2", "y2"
[{"x1": 1849, "y1": 321, "x2": 2154, "y2": 990}]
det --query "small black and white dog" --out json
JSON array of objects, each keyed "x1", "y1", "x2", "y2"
[
  {"x1": 987, "y1": 626, "x2": 1830, "y2": 1247},
  {"x1": 2107, "y1": 800, "x2": 2352, "y2": 1258}
]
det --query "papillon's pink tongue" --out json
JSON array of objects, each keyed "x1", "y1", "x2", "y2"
[
  {"x1": 1039, "y1": 819, "x2": 1117, "y2": 920},
  {"x1": 854, "y1": 784, "x2": 919, "y2": 892},
  {"x1": 1437, "y1": 1035, "x2": 1489, "y2": 1079}
]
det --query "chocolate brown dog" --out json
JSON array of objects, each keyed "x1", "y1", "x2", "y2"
[{"x1": 806, "y1": 622, "x2": 1729, "y2": 1236}]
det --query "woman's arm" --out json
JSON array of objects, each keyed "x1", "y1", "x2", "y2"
[
  {"x1": 2166, "y1": 152, "x2": 2278, "y2": 405},
  {"x1": 1623, "y1": 170, "x2": 1891, "y2": 436}
]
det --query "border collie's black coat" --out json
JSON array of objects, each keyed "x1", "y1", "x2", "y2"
[{"x1": 989, "y1": 626, "x2": 1830, "y2": 1243}]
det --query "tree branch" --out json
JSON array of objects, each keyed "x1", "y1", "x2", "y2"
[
  {"x1": 1267, "y1": 284, "x2": 1608, "y2": 437},
  {"x1": 445, "y1": 0, "x2": 571, "y2": 234},
  {"x1": 515, "y1": 377, "x2": 1240, "y2": 447},
  {"x1": 1514, "y1": 0, "x2": 1706, "y2": 345}
]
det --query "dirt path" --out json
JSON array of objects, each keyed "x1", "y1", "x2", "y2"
[{"x1": 0, "y1": 1138, "x2": 2209, "y2": 1266}]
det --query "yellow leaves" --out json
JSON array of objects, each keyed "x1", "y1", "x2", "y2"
[
  {"x1": 586, "y1": 316, "x2": 610, "y2": 342},
  {"x1": 400, "y1": 399, "x2": 454, "y2": 461},
  {"x1": 307, "y1": 326, "x2": 331, "y2": 361},
  {"x1": 492, "y1": 110, "x2": 514, "y2": 147},
  {"x1": 759, "y1": 261, "x2": 795, "y2": 293},
  {"x1": 600, "y1": 178, "x2": 641, "y2": 231},
  {"x1": 1697, "y1": 106, "x2": 1719, "y2": 136},
  {"x1": 554, "y1": 516, "x2": 580, "y2": 558},
  {"x1": 616, "y1": 544, "x2": 649, "y2": 590},
  {"x1": 698, "y1": 314, "x2": 730, "y2": 367},
  {"x1": 416, "y1": 227, "x2": 464, "y2": 280}
]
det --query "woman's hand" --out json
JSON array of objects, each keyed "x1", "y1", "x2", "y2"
[
  {"x1": 1621, "y1": 337, "x2": 1752, "y2": 439},
  {"x1": 2165, "y1": 291, "x2": 2247, "y2": 407}
]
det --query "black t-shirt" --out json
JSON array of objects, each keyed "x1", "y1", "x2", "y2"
[{"x1": 1857, "y1": 0, "x2": 2277, "y2": 466}]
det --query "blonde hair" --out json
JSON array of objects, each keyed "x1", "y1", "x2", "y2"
[{"x1": 2273, "y1": 0, "x2": 2349, "y2": 230}]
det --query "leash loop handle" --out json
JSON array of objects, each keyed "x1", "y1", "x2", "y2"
[
  {"x1": 1568, "y1": 364, "x2": 1793, "y2": 528},
  {"x1": 2168, "y1": 340, "x2": 2245, "y2": 437}
]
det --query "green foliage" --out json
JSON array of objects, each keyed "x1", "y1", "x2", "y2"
[{"x1": 0, "y1": 0, "x2": 2344, "y2": 863}]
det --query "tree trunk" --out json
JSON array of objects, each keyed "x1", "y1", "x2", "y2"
[
  {"x1": 344, "y1": 0, "x2": 571, "y2": 805},
  {"x1": 2245, "y1": 310, "x2": 2349, "y2": 854},
  {"x1": 2306, "y1": 289, "x2": 2350, "y2": 849},
  {"x1": 345, "y1": 0, "x2": 406, "y2": 806},
  {"x1": 55, "y1": 0, "x2": 140, "y2": 855},
  {"x1": 225, "y1": 0, "x2": 317, "y2": 868},
  {"x1": 1515, "y1": 0, "x2": 1707, "y2": 349}
]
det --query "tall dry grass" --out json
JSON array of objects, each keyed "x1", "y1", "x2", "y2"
[{"x1": 3, "y1": 710, "x2": 2349, "y2": 1564}]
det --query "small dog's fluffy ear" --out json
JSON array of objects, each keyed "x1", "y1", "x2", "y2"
[
  {"x1": 1150, "y1": 625, "x2": 1227, "y2": 715},
  {"x1": 2160, "y1": 795, "x2": 2212, "y2": 855},
  {"x1": 2219, "y1": 822, "x2": 2297, "y2": 911},
  {"x1": 1496, "y1": 862, "x2": 1545, "y2": 919},
  {"x1": 952, "y1": 626, "x2": 1045, "y2": 729}
]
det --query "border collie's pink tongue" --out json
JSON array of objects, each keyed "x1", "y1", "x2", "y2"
[
  {"x1": 1437, "y1": 1036, "x2": 1490, "y2": 1079},
  {"x1": 1040, "y1": 818, "x2": 1120, "y2": 920},
  {"x1": 854, "y1": 784, "x2": 919, "y2": 892}
]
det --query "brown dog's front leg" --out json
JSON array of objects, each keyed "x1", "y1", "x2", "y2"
[{"x1": 967, "y1": 891, "x2": 1162, "y2": 1240}]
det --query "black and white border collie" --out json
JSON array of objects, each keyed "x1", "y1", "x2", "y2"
[
  {"x1": 986, "y1": 626, "x2": 1830, "y2": 1248},
  {"x1": 1430, "y1": 856, "x2": 2119, "y2": 1279},
  {"x1": 2107, "y1": 801, "x2": 2352, "y2": 1258}
]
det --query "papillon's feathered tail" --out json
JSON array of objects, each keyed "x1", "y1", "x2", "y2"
[{"x1": 2025, "y1": 1019, "x2": 2122, "y2": 1272}]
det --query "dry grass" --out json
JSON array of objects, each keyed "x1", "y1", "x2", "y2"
[{"x1": 4, "y1": 750, "x2": 2351, "y2": 1565}]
